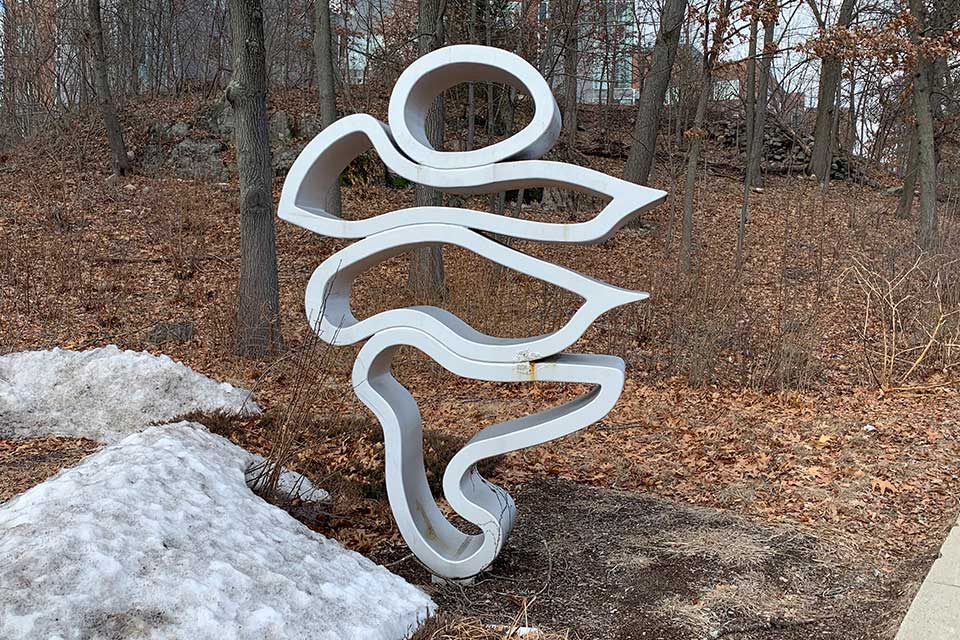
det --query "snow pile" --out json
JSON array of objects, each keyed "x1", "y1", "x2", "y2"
[
  {"x1": 0, "y1": 423, "x2": 434, "y2": 640},
  {"x1": 0, "y1": 346, "x2": 258, "y2": 442}
]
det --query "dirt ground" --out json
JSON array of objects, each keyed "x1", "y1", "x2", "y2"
[
  {"x1": 390, "y1": 479, "x2": 933, "y2": 640},
  {"x1": 0, "y1": 437, "x2": 100, "y2": 502}
]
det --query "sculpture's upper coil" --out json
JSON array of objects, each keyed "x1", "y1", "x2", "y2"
[
  {"x1": 278, "y1": 45, "x2": 668, "y2": 245},
  {"x1": 388, "y1": 45, "x2": 562, "y2": 169}
]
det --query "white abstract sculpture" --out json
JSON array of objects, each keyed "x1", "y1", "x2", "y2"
[{"x1": 279, "y1": 45, "x2": 666, "y2": 580}]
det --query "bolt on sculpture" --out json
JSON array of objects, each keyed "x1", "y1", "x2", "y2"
[{"x1": 279, "y1": 45, "x2": 666, "y2": 580}]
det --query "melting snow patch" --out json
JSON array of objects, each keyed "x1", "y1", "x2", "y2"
[
  {"x1": 0, "y1": 346, "x2": 258, "y2": 442},
  {"x1": 0, "y1": 422, "x2": 434, "y2": 640}
]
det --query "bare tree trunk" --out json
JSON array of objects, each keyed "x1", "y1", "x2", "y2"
[
  {"x1": 809, "y1": 0, "x2": 856, "y2": 182},
  {"x1": 601, "y1": 2, "x2": 612, "y2": 142},
  {"x1": 680, "y1": 70, "x2": 710, "y2": 273},
  {"x1": 4, "y1": 2, "x2": 20, "y2": 126},
  {"x1": 735, "y1": 16, "x2": 758, "y2": 271},
  {"x1": 896, "y1": 126, "x2": 918, "y2": 219},
  {"x1": 407, "y1": 0, "x2": 446, "y2": 296},
  {"x1": 735, "y1": 10, "x2": 762, "y2": 273},
  {"x1": 846, "y1": 61, "x2": 857, "y2": 150},
  {"x1": 88, "y1": 0, "x2": 131, "y2": 176},
  {"x1": 742, "y1": 14, "x2": 758, "y2": 184},
  {"x1": 623, "y1": 0, "x2": 687, "y2": 185},
  {"x1": 911, "y1": 0, "x2": 938, "y2": 250},
  {"x1": 467, "y1": 0, "x2": 477, "y2": 150},
  {"x1": 681, "y1": 0, "x2": 731, "y2": 273},
  {"x1": 562, "y1": 0, "x2": 579, "y2": 148},
  {"x1": 227, "y1": 0, "x2": 281, "y2": 357},
  {"x1": 747, "y1": 11, "x2": 775, "y2": 188},
  {"x1": 314, "y1": 0, "x2": 342, "y2": 216},
  {"x1": 486, "y1": 0, "x2": 495, "y2": 138},
  {"x1": 124, "y1": 0, "x2": 143, "y2": 96}
]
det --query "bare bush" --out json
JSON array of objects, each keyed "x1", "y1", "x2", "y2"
[
  {"x1": 640, "y1": 266, "x2": 748, "y2": 387},
  {"x1": 849, "y1": 249, "x2": 960, "y2": 391},
  {"x1": 246, "y1": 293, "x2": 346, "y2": 503}
]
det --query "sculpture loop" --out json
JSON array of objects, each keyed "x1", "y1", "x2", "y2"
[
  {"x1": 279, "y1": 45, "x2": 665, "y2": 579},
  {"x1": 388, "y1": 45, "x2": 561, "y2": 169}
]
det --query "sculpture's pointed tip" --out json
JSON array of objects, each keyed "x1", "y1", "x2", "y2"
[
  {"x1": 637, "y1": 187, "x2": 668, "y2": 206},
  {"x1": 625, "y1": 289, "x2": 651, "y2": 303},
  {"x1": 601, "y1": 286, "x2": 650, "y2": 311}
]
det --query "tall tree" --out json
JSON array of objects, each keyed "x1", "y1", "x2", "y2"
[
  {"x1": 910, "y1": 0, "x2": 938, "y2": 250},
  {"x1": 407, "y1": 0, "x2": 446, "y2": 296},
  {"x1": 467, "y1": 0, "x2": 478, "y2": 150},
  {"x1": 623, "y1": 0, "x2": 688, "y2": 185},
  {"x1": 561, "y1": 0, "x2": 580, "y2": 148},
  {"x1": 680, "y1": 0, "x2": 733, "y2": 272},
  {"x1": 88, "y1": 0, "x2": 131, "y2": 176},
  {"x1": 736, "y1": 8, "x2": 760, "y2": 270},
  {"x1": 896, "y1": 125, "x2": 919, "y2": 219},
  {"x1": 3, "y1": 2, "x2": 20, "y2": 124},
  {"x1": 746, "y1": 4, "x2": 777, "y2": 188},
  {"x1": 227, "y1": 0, "x2": 281, "y2": 356},
  {"x1": 742, "y1": 11, "x2": 758, "y2": 187},
  {"x1": 313, "y1": 0, "x2": 342, "y2": 217},
  {"x1": 897, "y1": 0, "x2": 956, "y2": 222},
  {"x1": 808, "y1": 0, "x2": 857, "y2": 183},
  {"x1": 119, "y1": 0, "x2": 142, "y2": 97}
]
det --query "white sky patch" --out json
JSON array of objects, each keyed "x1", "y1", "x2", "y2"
[
  {"x1": 0, "y1": 422, "x2": 434, "y2": 640},
  {"x1": 0, "y1": 346, "x2": 259, "y2": 442}
]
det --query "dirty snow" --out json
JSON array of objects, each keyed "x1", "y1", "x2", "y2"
[
  {"x1": 0, "y1": 346, "x2": 258, "y2": 442},
  {"x1": 0, "y1": 422, "x2": 434, "y2": 640}
]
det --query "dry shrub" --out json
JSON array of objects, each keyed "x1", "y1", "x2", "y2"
[
  {"x1": 640, "y1": 265, "x2": 748, "y2": 386},
  {"x1": 849, "y1": 246, "x2": 960, "y2": 390},
  {"x1": 296, "y1": 413, "x2": 499, "y2": 501},
  {"x1": 749, "y1": 308, "x2": 823, "y2": 391},
  {"x1": 246, "y1": 313, "x2": 347, "y2": 502},
  {"x1": 223, "y1": 335, "x2": 499, "y2": 509},
  {"x1": 449, "y1": 268, "x2": 578, "y2": 341}
]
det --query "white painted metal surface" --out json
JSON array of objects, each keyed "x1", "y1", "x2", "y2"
[{"x1": 279, "y1": 44, "x2": 665, "y2": 579}]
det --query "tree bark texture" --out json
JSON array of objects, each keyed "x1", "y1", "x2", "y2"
[
  {"x1": 314, "y1": 0, "x2": 342, "y2": 216},
  {"x1": 809, "y1": 0, "x2": 857, "y2": 182},
  {"x1": 623, "y1": 0, "x2": 688, "y2": 185},
  {"x1": 88, "y1": 0, "x2": 131, "y2": 176},
  {"x1": 910, "y1": 0, "x2": 939, "y2": 250},
  {"x1": 742, "y1": 15, "x2": 758, "y2": 187},
  {"x1": 896, "y1": 126, "x2": 918, "y2": 219},
  {"x1": 407, "y1": 0, "x2": 446, "y2": 296},
  {"x1": 228, "y1": 0, "x2": 282, "y2": 357},
  {"x1": 747, "y1": 12, "x2": 775, "y2": 188}
]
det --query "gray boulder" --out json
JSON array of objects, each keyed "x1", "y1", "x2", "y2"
[
  {"x1": 273, "y1": 143, "x2": 307, "y2": 177},
  {"x1": 269, "y1": 111, "x2": 293, "y2": 143},
  {"x1": 298, "y1": 113, "x2": 324, "y2": 140},
  {"x1": 148, "y1": 121, "x2": 192, "y2": 139},
  {"x1": 208, "y1": 102, "x2": 235, "y2": 136}
]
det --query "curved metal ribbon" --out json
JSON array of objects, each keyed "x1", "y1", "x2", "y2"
[{"x1": 278, "y1": 44, "x2": 661, "y2": 579}]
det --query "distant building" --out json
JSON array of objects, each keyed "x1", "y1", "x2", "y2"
[{"x1": 574, "y1": 0, "x2": 641, "y2": 105}]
